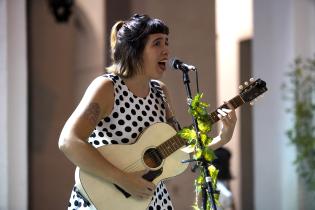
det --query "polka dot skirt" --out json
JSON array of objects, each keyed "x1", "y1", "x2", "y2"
[{"x1": 67, "y1": 74, "x2": 174, "y2": 209}]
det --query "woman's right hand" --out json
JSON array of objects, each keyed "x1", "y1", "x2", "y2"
[{"x1": 117, "y1": 170, "x2": 156, "y2": 200}]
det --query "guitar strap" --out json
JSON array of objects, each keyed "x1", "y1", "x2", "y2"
[{"x1": 150, "y1": 81, "x2": 181, "y2": 131}]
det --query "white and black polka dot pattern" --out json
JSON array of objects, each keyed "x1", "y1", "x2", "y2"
[
  {"x1": 68, "y1": 186, "x2": 92, "y2": 210},
  {"x1": 68, "y1": 74, "x2": 174, "y2": 209},
  {"x1": 88, "y1": 73, "x2": 166, "y2": 147},
  {"x1": 148, "y1": 182, "x2": 173, "y2": 210}
]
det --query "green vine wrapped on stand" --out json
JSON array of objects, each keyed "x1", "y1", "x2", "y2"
[
  {"x1": 175, "y1": 77, "x2": 268, "y2": 209},
  {"x1": 177, "y1": 93, "x2": 220, "y2": 210}
]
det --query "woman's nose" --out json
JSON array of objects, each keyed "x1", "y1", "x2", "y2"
[{"x1": 162, "y1": 46, "x2": 169, "y2": 56}]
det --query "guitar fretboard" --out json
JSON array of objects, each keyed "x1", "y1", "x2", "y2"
[
  {"x1": 157, "y1": 135, "x2": 186, "y2": 158},
  {"x1": 208, "y1": 95, "x2": 244, "y2": 124},
  {"x1": 156, "y1": 95, "x2": 245, "y2": 158}
]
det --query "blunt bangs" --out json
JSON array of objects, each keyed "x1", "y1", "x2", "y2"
[{"x1": 146, "y1": 19, "x2": 169, "y2": 35}]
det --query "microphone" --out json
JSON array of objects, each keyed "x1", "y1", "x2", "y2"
[{"x1": 170, "y1": 58, "x2": 197, "y2": 72}]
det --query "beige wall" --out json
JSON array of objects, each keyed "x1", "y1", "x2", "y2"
[
  {"x1": 28, "y1": 0, "x2": 104, "y2": 209},
  {"x1": 0, "y1": 0, "x2": 28, "y2": 209}
]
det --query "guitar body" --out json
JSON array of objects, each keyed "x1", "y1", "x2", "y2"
[{"x1": 75, "y1": 123, "x2": 190, "y2": 210}]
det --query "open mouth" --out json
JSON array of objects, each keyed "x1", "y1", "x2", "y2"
[{"x1": 158, "y1": 60, "x2": 167, "y2": 71}]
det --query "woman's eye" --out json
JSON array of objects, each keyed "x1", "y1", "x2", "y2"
[{"x1": 154, "y1": 41, "x2": 161, "y2": 46}]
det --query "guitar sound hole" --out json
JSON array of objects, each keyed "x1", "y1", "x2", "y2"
[{"x1": 143, "y1": 148, "x2": 163, "y2": 168}]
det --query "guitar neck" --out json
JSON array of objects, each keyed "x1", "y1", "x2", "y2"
[
  {"x1": 156, "y1": 95, "x2": 245, "y2": 159},
  {"x1": 157, "y1": 135, "x2": 186, "y2": 159},
  {"x1": 207, "y1": 95, "x2": 245, "y2": 124}
]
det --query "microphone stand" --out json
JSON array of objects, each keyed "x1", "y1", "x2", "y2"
[{"x1": 180, "y1": 67, "x2": 217, "y2": 210}]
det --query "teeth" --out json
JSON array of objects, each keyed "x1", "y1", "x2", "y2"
[
  {"x1": 158, "y1": 61, "x2": 166, "y2": 70},
  {"x1": 159, "y1": 59, "x2": 168, "y2": 63}
]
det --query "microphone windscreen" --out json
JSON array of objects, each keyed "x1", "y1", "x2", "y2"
[{"x1": 168, "y1": 58, "x2": 181, "y2": 70}]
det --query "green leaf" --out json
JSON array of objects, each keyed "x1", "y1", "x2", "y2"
[
  {"x1": 192, "y1": 204, "x2": 201, "y2": 210},
  {"x1": 194, "y1": 148, "x2": 203, "y2": 159},
  {"x1": 201, "y1": 134, "x2": 213, "y2": 146},
  {"x1": 196, "y1": 173, "x2": 204, "y2": 185},
  {"x1": 208, "y1": 165, "x2": 219, "y2": 186},
  {"x1": 214, "y1": 193, "x2": 220, "y2": 207},
  {"x1": 177, "y1": 127, "x2": 197, "y2": 142},
  {"x1": 203, "y1": 147, "x2": 216, "y2": 162},
  {"x1": 191, "y1": 93, "x2": 203, "y2": 108},
  {"x1": 198, "y1": 120, "x2": 211, "y2": 133},
  {"x1": 282, "y1": 55, "x2": 315, "y2": 192}
]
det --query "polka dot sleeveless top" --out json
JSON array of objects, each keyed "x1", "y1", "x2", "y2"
[
  {"x1": 68, "y1": 73, "x2": 174, "y2": 210},
  {"x1": 88, "y1": 73, "x2": 167, "y2": 148}
]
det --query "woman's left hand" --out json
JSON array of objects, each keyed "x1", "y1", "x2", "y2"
[{"x1": 217, "y1": 102, "x2": 237, "y2": 143}]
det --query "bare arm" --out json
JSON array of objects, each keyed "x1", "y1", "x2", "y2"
[
  {"x1": 58, "y1": 76, "x2": 154, "y2": 199},
  {"x1": 59, "y1": 76, "x2": 124, "y2": 184}
]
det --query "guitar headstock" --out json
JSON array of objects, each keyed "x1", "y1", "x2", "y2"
[{"x1": 239, "y1": 78, "x2": 268, "y2": 105}]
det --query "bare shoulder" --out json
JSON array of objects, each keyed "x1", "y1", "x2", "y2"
[
  {"x1": 86, "y1": 75, "x2": 114, "y2": 97},
  {"x1": 79, "y1": 75, "x2": 115, "y2": 118},
  {"x1": 60, "y1": 75, "x2": 115, "y2": 141}
]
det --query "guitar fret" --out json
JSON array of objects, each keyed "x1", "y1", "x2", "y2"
[
  {"x1": 207, "y1": 95, "x2": 245, "y2": 124},
  {"x1": 209, "y1": 112, "x2": 219, "y2": 124},
  {"x1": 171, "y1": 141, "x2": 177, "y2": 150},
  {"x1": 229, "y1": 99, "x2": 237, "y2": 109},
  {"x1": 165, "y1": 143, "x2": 172, "y2": 156},
  {"x1": 157, "y1": 135, "x2": 186, "y2": 159},
  {"x1": 167, "y1": 142, "x2": 173, "y2": 154},
  {"x1": 169, "y1": 139, "x2": 176, "y2": 151},
  {"x1": 229, "y1": 95, "x2": 244, "y2": 109},
  {"x1": 176, "y1": 136, "x2": 186, "y2": 147},
  {"x1": 169, "y1": 137, "x2": 180, "y2": 151},
  {"x1": 162, "y1": 144, "x2": 169, "y2": 157},
  {"x1": 161, "y1": 142, "x2": 169, "y2": 157},
  {"x1": 165, "y1": 141, "x2": 171, "y2": 152},
  {"x1": 158, "y1": 144, "x2": 167, "y2": 158},
  {"x1": 172, "y1": 137, "x2": 181, "y2": 148}
]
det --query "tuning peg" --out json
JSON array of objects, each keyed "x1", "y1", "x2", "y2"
[
  {"x1": 250, "y1": 101, "x2": 255, "y2": 106},
  {"x1": 244, "y1": 81, "x2": 249, "y2": 86},
  {"x1": 249, "y1": 78, "x2": 255, "y2": 83},
  {"x1": 239, "y1": 85, "x2": 244, "y2": 90}
]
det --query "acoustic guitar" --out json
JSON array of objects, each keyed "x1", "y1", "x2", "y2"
[{"x1": 75, "y1": 78, "x2": 268, "y2": 210}]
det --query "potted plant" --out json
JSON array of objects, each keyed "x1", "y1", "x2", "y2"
[{"x1": 283, "y1": 55, "x2": 315, "y2": 193}]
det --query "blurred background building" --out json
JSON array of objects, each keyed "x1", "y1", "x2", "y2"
[{"x1": 1, "y1": 0, "x2": 315, "y2": 209}]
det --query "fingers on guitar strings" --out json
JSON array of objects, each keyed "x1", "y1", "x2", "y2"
[{"x1": 217, "y1": 109, "x2": 234, "y2": 121}]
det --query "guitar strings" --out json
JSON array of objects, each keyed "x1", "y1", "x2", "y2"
[
  {"x1": 123, "y1": 159, "x2": 143, "y2": 172},
  {"x1": 123, "y1": 149, "x2": 163, "y2": 172},
  {"x1": 120, "y1": 137, "x2": 186, "y2": 173},
  {"x1": 123, "y1": 144, "x2": 175, "y2": 172}
]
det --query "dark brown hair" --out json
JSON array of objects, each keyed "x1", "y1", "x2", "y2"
[{"x1": 108, "y1": 14, "x2": 169, "y2": 78}]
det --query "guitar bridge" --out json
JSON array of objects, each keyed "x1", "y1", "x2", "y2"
[{"x1": 113, "y1": 168, "x2": 163, "y2": 198}]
